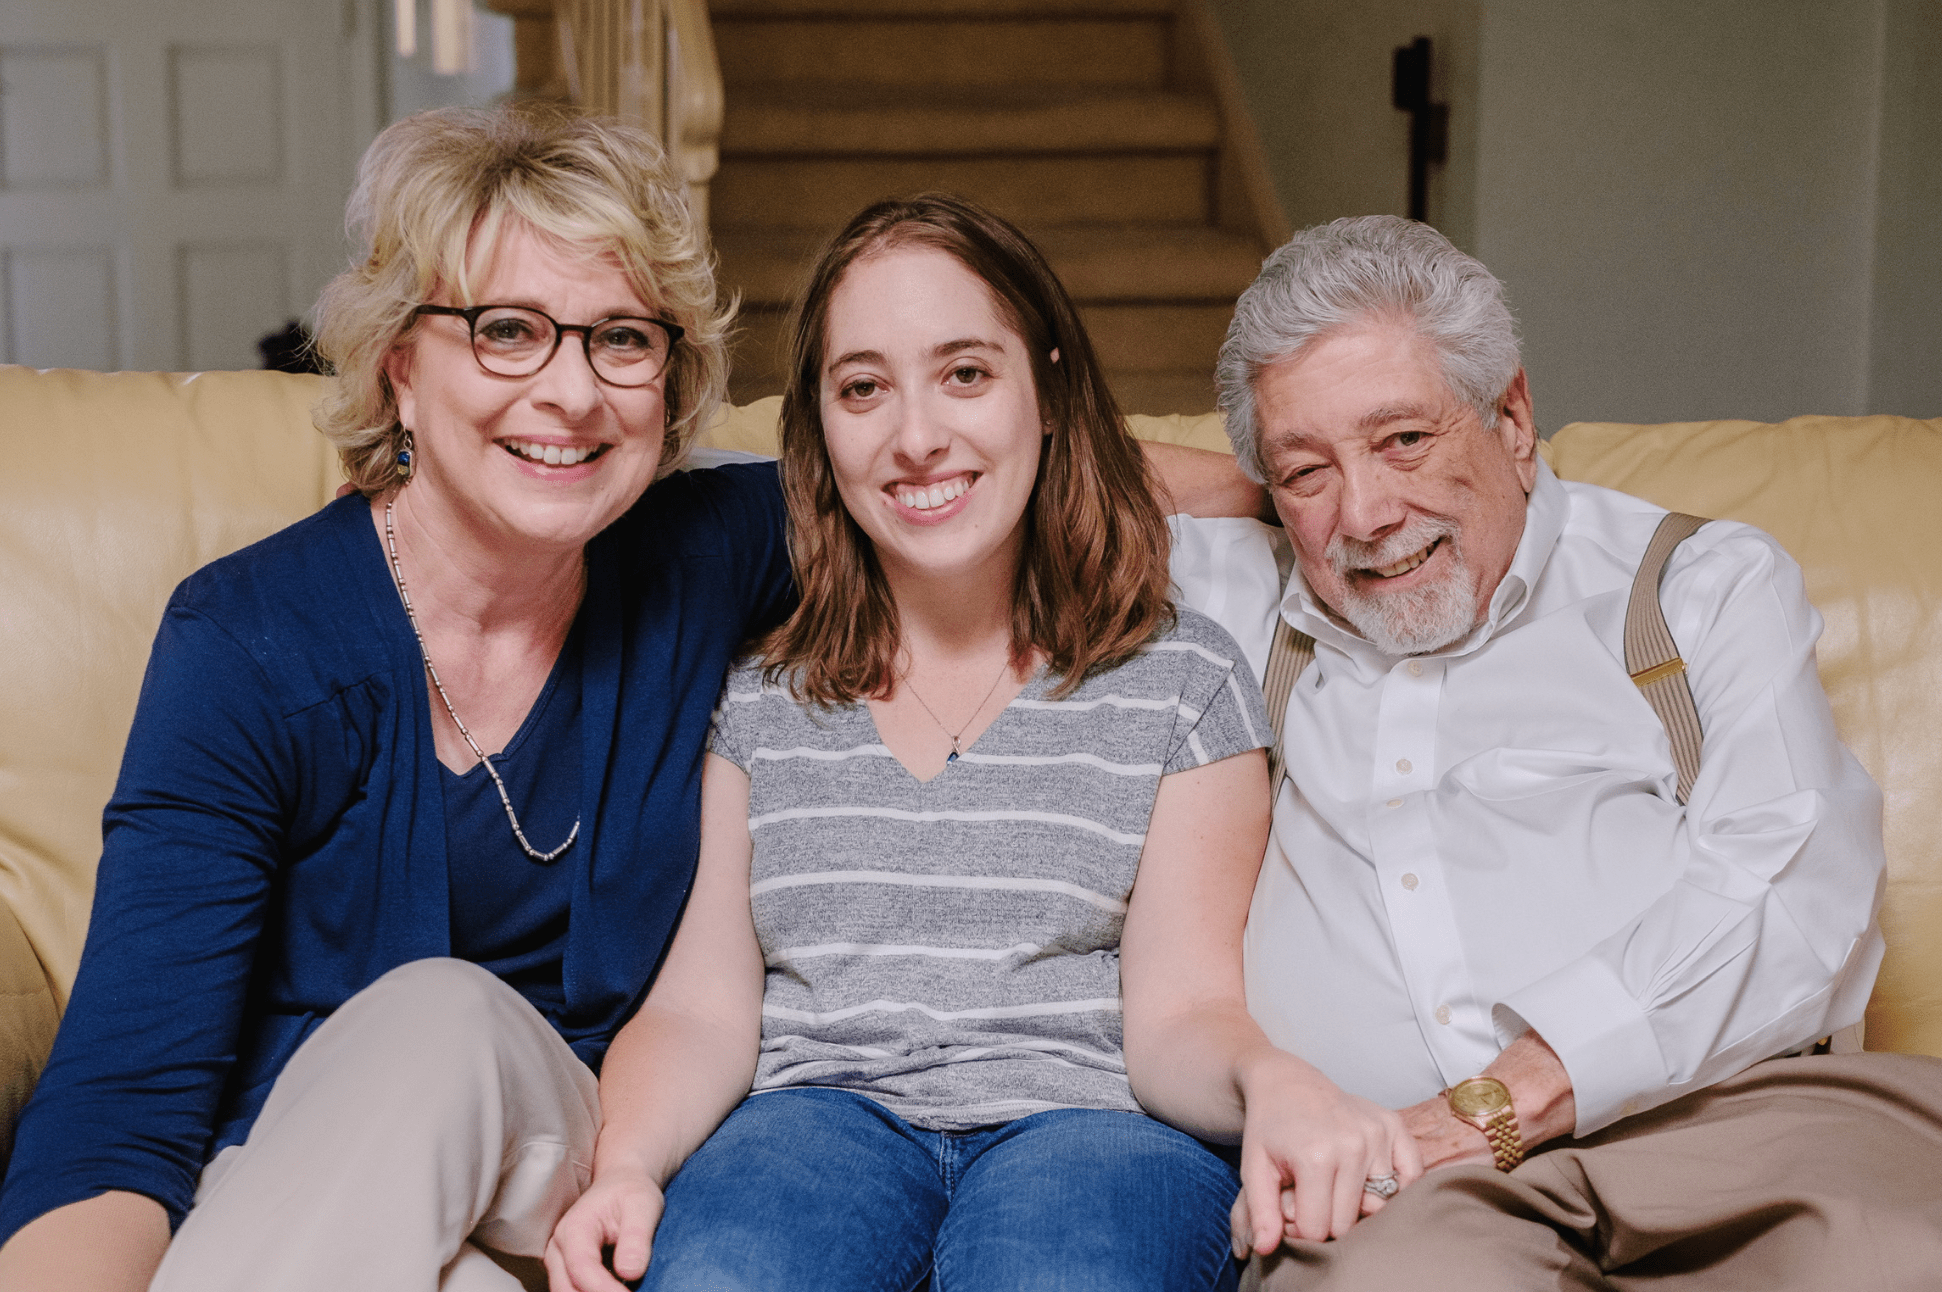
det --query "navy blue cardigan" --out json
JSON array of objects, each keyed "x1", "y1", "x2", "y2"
[{"x1": 0, "y1": 462, "x2": 792, "y2": 1240}]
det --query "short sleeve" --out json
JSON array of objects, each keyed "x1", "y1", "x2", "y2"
[
  {"x1": 707, "y1": 660, "x2": 766, "y2": 772},
  {"x1": 1161, "y1": 609, "x2": 1273, "y2": 775}
]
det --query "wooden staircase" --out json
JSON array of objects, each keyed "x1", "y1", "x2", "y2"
[{"x1": 707, "y1": 0, "x2": 1286, "y2": 414}]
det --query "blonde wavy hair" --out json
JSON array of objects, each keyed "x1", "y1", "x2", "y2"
[{"x1": 312, "y1": 104, "x2": 730, "y2": 495}]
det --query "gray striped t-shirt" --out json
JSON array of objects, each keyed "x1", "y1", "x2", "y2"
[{"x1": 707, "y1": 607, "x2": 1271, "y2": 1130}]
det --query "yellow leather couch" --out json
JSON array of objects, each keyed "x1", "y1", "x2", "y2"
[{"x1": 2, "y1": 365, "x2": 1937, "y2": 1167}]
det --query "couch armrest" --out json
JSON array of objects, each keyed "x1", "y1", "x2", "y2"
[{"x1": 0, "y1": 900, "x2": 58, "y2": 1172}]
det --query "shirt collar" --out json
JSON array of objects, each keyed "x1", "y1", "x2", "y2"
[{"x1": 1278, "y1": 456, "x2": 1570, "y2": 665}]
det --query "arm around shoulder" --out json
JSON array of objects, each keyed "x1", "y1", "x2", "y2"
[{"x1": 1141, "y1": 440, "x2": 1275, "y2": 522}]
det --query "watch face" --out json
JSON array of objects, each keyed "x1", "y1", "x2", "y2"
[{"x1": 1449, "y1": 1077, "x2": 1512, "y2": 1119}]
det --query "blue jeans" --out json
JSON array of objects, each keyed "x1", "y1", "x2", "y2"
[{"x1": 641, "y1": 1087, "x2": 1242, "y2": 1291}]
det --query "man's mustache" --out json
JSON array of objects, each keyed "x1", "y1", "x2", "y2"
[{"x1": 1327, "y1": 517, "x2": 1461, "y2": 579}]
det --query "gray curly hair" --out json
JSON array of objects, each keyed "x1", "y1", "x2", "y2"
[
  {"x1": 1215, "y1": 215, "x2": 1520, "y2": 482},
  {"x1": 311, "y1": 104, "x2": 731, "y2": 494}
]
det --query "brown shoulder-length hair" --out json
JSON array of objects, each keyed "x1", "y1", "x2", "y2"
[{"x1": 760, "y1": 193, "x2": 1174, "y2": 705}]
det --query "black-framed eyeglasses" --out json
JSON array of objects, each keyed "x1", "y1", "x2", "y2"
[{"x1": 413, "y1": 304, "x2": 684, "y2": 388}]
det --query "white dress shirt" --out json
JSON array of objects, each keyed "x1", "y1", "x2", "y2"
[{"x1": 1169, "y1": 461, "x2": 1885, "y2": 1135}]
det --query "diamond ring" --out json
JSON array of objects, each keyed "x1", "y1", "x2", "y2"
[{"x1": 1362, "y1": 1173, "x2": 1400, "y2": 1199}]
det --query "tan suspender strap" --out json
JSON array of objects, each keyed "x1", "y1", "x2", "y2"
[
  {"x1": 1625, "y1": 511, "x2": 1710, "y2": 804},
  {"x1": 1262, "y1": 615, "x2": 1317, "y2": 793}
]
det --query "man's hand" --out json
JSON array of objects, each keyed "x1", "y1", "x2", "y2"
[
  {"x1": 1403, "y1": 1030, "x2": 1579, "y2": 1174},
  {"x1": 1399, "y1": 1094, "x2": 1496, "y2": 1171}
]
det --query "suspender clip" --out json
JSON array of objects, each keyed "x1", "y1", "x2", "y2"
[{"x1": 1630, "y1": 657, "x2": 1686, "y2": 688}]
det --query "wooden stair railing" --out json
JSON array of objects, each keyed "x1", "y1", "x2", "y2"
[{"x1": 484, "y1": 0, "x2": 723, "y2": 226}]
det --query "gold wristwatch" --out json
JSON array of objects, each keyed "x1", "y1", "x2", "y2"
[{"x1": 1445, "y1": 1076, "x2": 1525, "y2": 1171}]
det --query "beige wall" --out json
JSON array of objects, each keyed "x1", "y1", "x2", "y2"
[{"x1": 1209, "y1": 0, "x2": 1942, "y2": 429}]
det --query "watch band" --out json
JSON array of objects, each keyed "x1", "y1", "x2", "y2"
[{"x1": 1475, "y1": 1102, "x2": 1525, "y2": 1171}]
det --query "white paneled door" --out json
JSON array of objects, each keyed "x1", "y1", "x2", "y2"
[{"x1": 0, "y1": 0, "x2": 382, "y2": 371}]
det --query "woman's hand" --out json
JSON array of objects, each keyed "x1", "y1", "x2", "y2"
[
  {"x1": 1232, "y1": 1050, "x2": 1423, "y2": 1253},
  {"x1": 543, "y1": 1166, "x2": 665, "y2": 1292},
  {"x1": 543, "y1": 753, "x2": 767, "y2": 1291}
]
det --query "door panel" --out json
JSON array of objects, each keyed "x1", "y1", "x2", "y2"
[{"x1": 0, "y1": 1, "x2": 382, "y2": 372}]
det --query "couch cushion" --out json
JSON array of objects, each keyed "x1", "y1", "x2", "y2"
[
  {"x1": 0, "y1": 367, "x2": 339, "y2": 1007},
  {"x1": 6, "y1": 376, "x2": 1932, "y2": 1070},
  {"x1": 1547, "y1": 414, "x2": 1942, "y2": 1056},
  {"x1": 0, "y1": 900, "x2": 57, "y2": 1171}
]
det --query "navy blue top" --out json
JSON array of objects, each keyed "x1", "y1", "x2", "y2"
[
  {"x1": 444, "y1": 619, "x2": 583, "y2": 1023},
  {"x1": 0, "y1": 462, "x2": 792, "y2": 1241}
]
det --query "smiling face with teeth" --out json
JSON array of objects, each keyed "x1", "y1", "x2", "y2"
[
  {"x1": 1255, "y1": 317, "x2": 1539, "y2": 655},
  {"x1": 382, "y1": 220, "x2": 669, "y2": 558},
  {"x1": 818, "y1": 245, "x2": 1047, "y2": 591}
]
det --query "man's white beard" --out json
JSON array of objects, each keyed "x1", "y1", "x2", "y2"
[{"x1": 1323, "y1": 517, "x2": 1478, "y2": 656}]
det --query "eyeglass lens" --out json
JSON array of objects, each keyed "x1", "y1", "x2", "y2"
[{"x1": 471, "y1": 307, "x2": 673, "y2": 384}]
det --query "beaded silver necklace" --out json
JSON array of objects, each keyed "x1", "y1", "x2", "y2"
[{"x1": 383, "y1": 500, "x2": 579, "y2": 863}]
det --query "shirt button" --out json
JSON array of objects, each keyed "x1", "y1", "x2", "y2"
[
  {"x1": 1401, "y1": 873, "x2": 1419, "y2": 890},
  {"x1": 1407, "y1": 660, "x2": 1423, "y2": 677},
  {"x1": 1396, "y1": 758, "x2": 1412, "y2": 774},
  {"x1": 1435, "y1": 1004, "x2": 1452, "y2": 1025},
  {"x1": 1386, "y1": 797, "x2": 1403, "y2": 808}
]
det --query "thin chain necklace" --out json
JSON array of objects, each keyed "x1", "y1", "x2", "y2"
[
  {"x1": 384, "y1": 500, "x2": 580, "y2": 863},
  {"x1": 898, "y1": 652, "x2": 1014, "y2": 764}
]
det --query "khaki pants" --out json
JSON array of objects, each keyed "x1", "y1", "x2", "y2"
[
  {"x1": 1246, "y1": 1053, "x2": 1942, "y2": 1292},
  {"x1": 149, "y1": 958, "x2": 600, "y2": 1292}
]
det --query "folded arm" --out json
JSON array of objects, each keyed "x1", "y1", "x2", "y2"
[
  {"x1": 544, "y1": 752, "x2": 766, "y2": 1292},
  {"x1": 1498, "y1": 528, "x2": 1884, "y2": 1136}
]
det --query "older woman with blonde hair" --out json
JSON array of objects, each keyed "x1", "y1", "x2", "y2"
[{"x1": 0, "y1": 105, "x2": 792, "y2": 1292}]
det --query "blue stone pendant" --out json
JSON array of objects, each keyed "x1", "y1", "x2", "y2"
[{"x1": 946, "y1": 751, "x2": 958, "y2": 763}]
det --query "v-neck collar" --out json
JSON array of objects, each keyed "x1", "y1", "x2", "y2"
[{"x1": 863, "y1": 664, "x2": 1048, "y2": 785}]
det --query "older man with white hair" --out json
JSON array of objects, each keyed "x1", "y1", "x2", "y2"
[{"x1": 1169, "y1": 215, "x2": 1942, "y2": 1290}]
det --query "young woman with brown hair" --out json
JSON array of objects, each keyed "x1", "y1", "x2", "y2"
[{"x1": 546, "y1": 194, "x2": 1418, "y2": 1292}]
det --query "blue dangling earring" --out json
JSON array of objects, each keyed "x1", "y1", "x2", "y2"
[{"x1": 395, "y1": 427, "x2": 414, "y2": 483}]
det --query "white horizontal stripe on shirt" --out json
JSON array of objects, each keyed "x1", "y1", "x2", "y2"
[
  {"x1": 909, "y1": 1098, "x2": 1084, "y2": 1117},
  {"x1": 954, "y1": 751, "x2": 1163, "y2": 776},
  {"x1": 763, "y1": 996, "x2": 1123, "y2": 1026},
  {"x1": 749, "y1": 869, "x2": 1129, "y2": 915},
  {"x1": 945, "y1": 1036, "x2": 1127, "y2": 1068},
  {"x1": 750, "y1": 744, "x2": 894, "y2": 763},
  {"x1": 759, "y1": 1040, "x2": 898, "y2": 1059},
  {"x1": 1010, "y1": 695, "x2": 1179, "y2": 712},
  {"x1": 747, "y1": 805, "x2": 1147, "y2": 847},
  {"x1": 1142, "y1": 638, "x2": 1238, "y2": 670},
  {"x1": 758, "y1": 1035, "x2": 1124, "y2": 1068},
  {"x1": 770, "y1": 941, "x2": 1044, "y2": 964}
]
